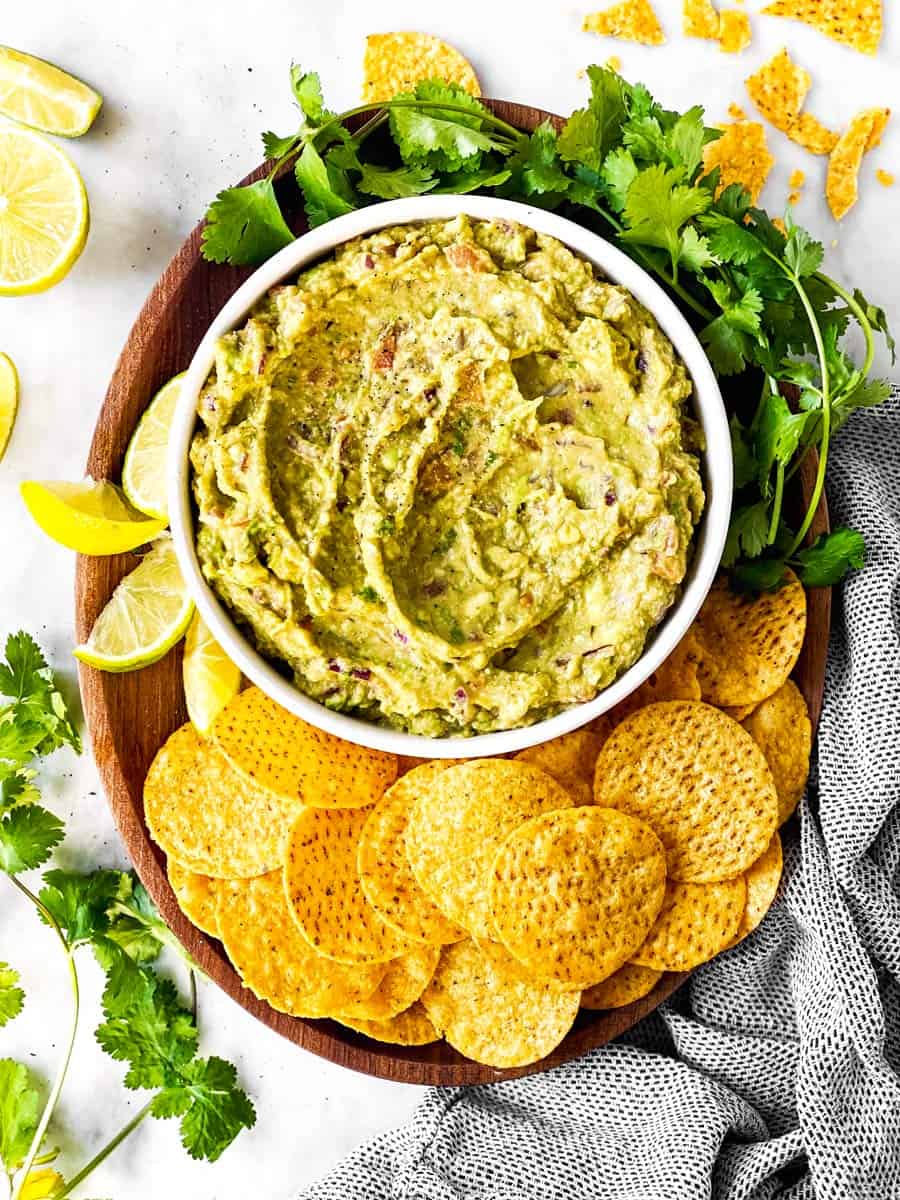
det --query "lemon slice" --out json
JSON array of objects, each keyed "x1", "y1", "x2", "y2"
[
  {"x1": 0, "y1": 46, "x2": 102, "y2": 136},
  {"x1": 0, "y1": 352, "x2": 18, "y2": 462},
  {"x1": 122, "y1": 372, "x2": 185, "y2": 520},
  {"x1": 75, "y1": 536, "x2": 194, "y2": 672},
  {"x1": 20, "y1": 479, "x2": 166, "y2": 554},
  {"x1": 0, "y1": 124, "x2": 89, "y2": 295},
  {"x1": 183, "y1": 612, "x2": 242, "y2": 734}
]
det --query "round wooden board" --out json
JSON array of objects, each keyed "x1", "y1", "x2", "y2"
[{"x1": 74, "y1": 99, "x2": 831, "y2": 1086}]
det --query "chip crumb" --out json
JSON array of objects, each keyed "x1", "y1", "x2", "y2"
[
  {"x1": 362, "y1": 32, "x2": 480, "y2": 103},
  {"x1": 728, "y1": 101, "x2": 748, "y2": 120},
  {"x1": 876, "y1": 169, "x2": 894, "y2": 186},
  {"x1": 606, "y1": 54, "x2": 623, "y2": 71},
  {"x1": 827, "y1": 106, "x2": 891, "y2": 219},
  {"x1": 583, "y1": 0, "x2": 666, "y2": 45},
  {"x1": 719, "y1": 10, "x2": 752, "y2": 52},
  {"x1": 789, "y1": 168, "x2": 805, "y2": 188},
  {"x1": 788, "y1": 192, "x2": 801, "y2": 205},
  {"x1": 761, "y1": 0, "x2": 882, "y2": 56},
  {"x1": 702, "y1": 120, "x2": 775, "y2": 204}
]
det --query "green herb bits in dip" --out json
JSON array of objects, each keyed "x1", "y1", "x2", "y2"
[{"x1": 190, "y1": 215, "x2": 705, "y2": 736}]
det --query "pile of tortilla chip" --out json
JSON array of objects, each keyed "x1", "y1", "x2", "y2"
[{"x1": 143, "y1": 573, "x2": 811, "y2": 1070}]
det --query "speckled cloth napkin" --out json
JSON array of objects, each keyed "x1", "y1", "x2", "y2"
[{"x1": 299, "y1": 388, "x2": 900, "y2": 1200}]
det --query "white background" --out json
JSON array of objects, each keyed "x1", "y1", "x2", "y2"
[{"x1": 0, "y1": 1, "x2": 897, "y2": 1196}]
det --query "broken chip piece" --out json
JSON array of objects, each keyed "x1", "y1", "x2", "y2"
[{"x1": 584, "y1": 0, "x2": 666, "y2": 44}]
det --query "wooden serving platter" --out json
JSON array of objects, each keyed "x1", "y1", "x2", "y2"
[{"x1": 74, "y1": 100, "x2": 831, "y2": 1086}]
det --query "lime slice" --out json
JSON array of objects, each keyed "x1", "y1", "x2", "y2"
[
  {"x1": 20, "y1": 479, "x2": 167, "y2": 554},
  {"x1": 0, "y1": 352, "x2": 18, "y2": 462},
  {"x1": 74, "y1": 536, "x2": 194, "y2": 672},
  {"x1": 0, "y1": 46, "x2": 101, "y2": 136},
  {"x1": 122, "y1": 372, "x2": 184, "y2": 520},
  {"x1": 183, "y1": 612, "x2": 242, "y2": 734},
  {"x1": 0, "y1": 124, "x2": 89, "y2": 295}
]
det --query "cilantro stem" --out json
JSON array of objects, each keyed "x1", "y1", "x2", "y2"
[
  {"x1": 815, "y1": 272, "x2": 876, "y2": 378},
  {"x1": 9, "y1": 878, "x2": 80, "y2": 1200},
  {"x1": 53, "y1": 1102, "x2": 153, "y2": 1200},
  {"x1": 337, "y1": 98, "x2": 526, "y2": 144},
  {"x1": 768, "y1": 461, "x2": 786, "y2": 545},
  {"x1": 784, "y1": 274, "x2": 831, "y2": 555}
]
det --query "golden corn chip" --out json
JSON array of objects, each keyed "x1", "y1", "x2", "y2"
[
  {"x1": 358, "y1": 763, "x2": 467, "y2": 946},
  {"x1": 584, "y1": 0, "x2": 666, "y2": 45},
  {"x1": 588, "y1": 631, "x2": 703, "y2": 744},
  {"x1": 216, "y1": 871, "x2": 385, "y2": 1017},
  {"x1": 210, "y1": 686, "x2": 397, "y2": 809},
  {"x1": 721, "y1": 702, "x2": 757, "y2": 721},
  {"x1": 338, "y1": 1001, "x2": 439, "y2": 1045},
  {"x1": 514, "y1": 729, "x2": 604, "y2": 806},
  {"x1": 761, "y1": 0, "x2": 882, "y2": 55},
  {"x1": 595, "y1": 701, "x2": 778, "y2": 882},
  {"x1": 362, "y1": 33, "x2": 480, "y2": 104},
  {"x1": 284, "y1": 807, "x2": 416, "y2": 964},
  {"x1": 489, "y1": 807, "x2": 667, "y2": 988},
  {"x1": 702, "y1": 121, "x2": 775, "y2": 204},
  {"x1": 745, "y1": 48, "x2": 809, "y2": 132},
  {"x1": 789, "y1": 112, "x2": 839, "y2": 156},
  {"x1": 405, "y1": 760, "x2": 575, "y2": 940},
  {"x1": 581, "y1": 963, "x2": 663, "y2": 1010},
  {"x1": 631, "y1": 876, "x2": 746, "y2": 970},
  {"x1": 693, "y1": 571, "x2": 807, "y2": 706},
  {"x1": 742, "y1": 679, "x2": 811, "y2": 825},
  {"x1": 827, "y1": 107, "x2": 891, "y2": 220},
  {"x1": 684, "y1": 0, "x2": 720, "y2": 39},
  {"x1": 144, "y1": 723, "x2": 300, "y2": 878},
  {"x1": 734, "y1": 832, "x2": 783, "y2": 942},
  {"x1": 421, "y1": 939, "x2": 580, "y2": 1068},
  {"x1": 719, "y1": 10, "x2": 751, "y2": 52},
  {"x1": 336, "y1": 945, "x2": 440, "y2": 1021},
  {"x1": 167, "y1": 861, "x2": 220, "y2": 938}
]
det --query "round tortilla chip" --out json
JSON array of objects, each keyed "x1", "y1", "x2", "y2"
[
  {"x1": 167, "y1": 861, "x2": 220, "y2": 938},
  {"x1": 587, "y1": 631, "x2": 703, "y2": 745},
  {"x1": 489, "y1": 807, "x2": 667, "y2": 987},
  {"x1": 514, "y1": 729, "x2": 604, "y2": 806},
  {"x1": 421, "y1": 939, "x2": 580, "y2": 1068},
  {"x1": 210, "y1": 686, "x2": 397, "y2": 810},
  {"x1": 216, "y1": 871, "x2": 385, "y2": 1017},
  {"x1": 405, "y1": 760, "x2": 575, "y2": 940},
  {"x1": 338, "y1": 1001, "x2": 439, "y2": 1046},
  {"x1": 631, "y1": 876, "x2": 746, "y2": 970},
  {"x1": 693, "y1": 571, "x2": 806, "y2": 706},
  {"x1": 284, "y1": 807, "x2": 416, "y2": 964},
  {"x1": 594, "y1": 701, "x2": 778, "y2": 882},
  {"x1": 336, "y1": 945, "x2": 440, "y2": 1021},
  {"x1": 721, "y1": 702, "x2": 757, "y2": 721},
  {"x1": 734, "y1": 832, "x2": 783, "y2": 943},
  {"x1": 144, "y1": 722, "x2": 300, "y2": 877},
  {"x1": 362, "y1": 33, "x2": 480, "y2": 104},
  {"x1": 358, "y1": 763, "x2": 466, "y2": 946},
  {"x1": 581, "y1": 963, "x2": 663, "y2": 1010},
  {"x1": 741, "y1": 680, "x2": 811, "y2": 825}
]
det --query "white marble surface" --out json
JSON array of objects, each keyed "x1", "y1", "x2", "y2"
[{"x1": 0, "y1": 1, "x2": 897, "y2": 1196}]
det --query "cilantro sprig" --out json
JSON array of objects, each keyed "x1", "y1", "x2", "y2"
[
  {"x1": 0, "y1": 633, "x2": 254, "y2": 1200},
  {"x1": 202, "y1": 64, "x2": 893, "y2": 590}
]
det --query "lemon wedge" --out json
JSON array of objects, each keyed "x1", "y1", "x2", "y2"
[
  {"x1": 20, "y1": 479, "x2": 166, "y2": 554},
  {"x1": 0, "y1": 46, "x2": 102, "y2": 136},
  {"x1": 122, "y1": 372, "x2": 184, "y2": 520},
  {"x1": 183, "y1": 612, "x2": 242, "y2": 734},
  {"x1": 75, "y1": 536, "x2": 194, "y2": 671},
  {"x1": 0, "y1": 123, "x2": 89, "y2": 295},
  {"x1": 0, "y1": 352, "x2": 18, "y2": 462}
]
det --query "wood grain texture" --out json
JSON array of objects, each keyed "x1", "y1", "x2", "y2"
[{"x1": 74, "y1": 99, "x2": 830, "y2": 1086}]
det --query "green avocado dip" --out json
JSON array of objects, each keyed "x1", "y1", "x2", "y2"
[{"x1": 190, "y1": 215, "x2": 705, "y2": 736}]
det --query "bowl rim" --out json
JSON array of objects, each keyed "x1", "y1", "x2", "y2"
[{"x1": 168, "y1": 194, "x2": 731, "y2": 757}]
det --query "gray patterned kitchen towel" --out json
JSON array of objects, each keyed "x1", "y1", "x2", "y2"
[{"x1": 300, "y1": 388, "x2": 900, "y2": 1200}]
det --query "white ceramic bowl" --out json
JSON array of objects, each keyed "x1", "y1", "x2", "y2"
[{"x1": 169, "y1": 195, "x2": 731, "y2": 758}]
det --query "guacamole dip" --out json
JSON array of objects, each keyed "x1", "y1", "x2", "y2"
[{"x1": 191, "y1": 215, "x2": 704, "y2": 736}]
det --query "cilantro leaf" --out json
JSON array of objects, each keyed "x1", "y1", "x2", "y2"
[
  {"x1": 0, "y1": 763, "x2": 39, "y2": 809},
  {"x1": 152, "y1": 1057, "x2": 256, "y2": 1162},
  {"x1": 0, "y1": 633, "x2": 46, "y2": 700},
  {"x1": 0, "y1": 805, "x2": 63, "y2": 873},
  {"x1": 38, "y1": 868, "x2": 124, "y2": 945},
  {"x1": 679, "y1": 226, "x2": 716, "y2": 271},
  {"x1": 356, "y1": 162, "x2": 436, "y2": 199},
  {"x1": 96, "y1": 964, "x2": 197, "y2": 1089},
  {"x1": 0, "y1": 633, "x2": 80, "y2": 762},
  {"x1": 793, "y1": 527, "x2": 866, "y2": 586},
  {"x1": 723, "y1": 501, "x2": 770, "y2": 566},
  {"x1": 0, "y1": 1058, "x2": 41, "y2": 1171},
  {"x1": 620, "y1": 164, "x2": 711, "y2": 272},
  {"x1": 783, "y1": 222, "x2": 824, "y2": 278},
  {"x1": 699, "y1": 213, "x2": 763, "y2": 266},
  {"x1": 730, "y1": 414, "x2": 758, "y2": 490},
  {"x1": 559, "y1": 67, "x2": 626, "y2": 172},
  {"x1": 290, "y1": 67, "x2": 325, "y2": 123},
  {"x1": 600, "y1": 147, "x2": 638, "y2": 212},
  {"x1": 731, "y1": 556, "x2": 790, "y2": 592},
  {"x1": 754, "y1": 388, "x2": 810, "y2": 485},
  {"x1": 389, "y1": 82, "x2": 501, "y2": 174},
  {"x1": 201, "y1": 180, "x2": 295, "y2": 265},
  {"x1": 852, "y1": 287, "x2": 896, "y2": 362},
  {"x1": 105, "y1": 876, "x2": 177, "y2": 964},
  {"x1": 0, "y1": 963, "x2": 24, "y2": 1028},
  {"x1": 519, "y1": 123, "x2": 572, "y2": 196},
  {"x1": 294, "y1": 143, "x2": 355, "y2": 228},
  {"x1": 430, "y1": 163, "x2": 512, "y2": 194},
  {"x1": 261, "y1": 130, "x2": 299, "y2": 161},
  {"x1": 700, "y1": 315, "x2": 753, "y2": 376}
]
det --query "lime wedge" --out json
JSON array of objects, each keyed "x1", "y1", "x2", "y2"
[
  {"x1": 0, "y1": 46, "x2": 102, "y2": 136},
  {"x1": 122, "y1": 372, "x2": 184, "y2": 520},
  {"x1": 0, "y1": 124, "x2": 89, "y2": 295},
  {"x1": 183, "y1": 612, "x2": 242, "y2": 734},
  {"x1": 0, "y1": 352, "x2": 18, "y2": 462},
  {"x1": 74, "y1": 536, "x2": 194, "y2": 672},
  {"x1": 20, "y1": 479, "x2": 166, "y2": 554}
]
